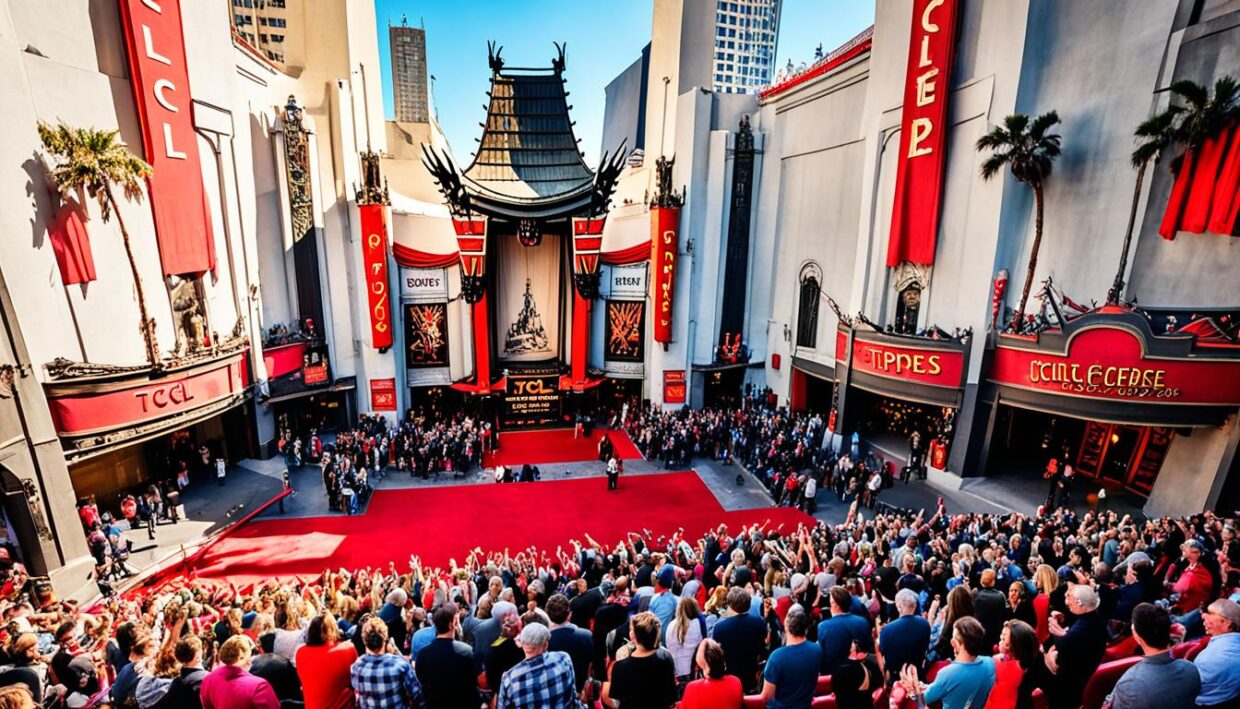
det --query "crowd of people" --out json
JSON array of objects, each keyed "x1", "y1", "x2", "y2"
[
  {"x1": 1, "y1": 489, "x2": 1233, "y2": 708},
  {"x1": 624, "y1": 399, "x2": 902, "y2": 514}
]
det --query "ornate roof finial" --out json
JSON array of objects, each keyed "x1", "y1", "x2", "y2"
[
  {"x1": 487, "y1": 41, "x2": 504, "y2": 73},
  {"x1": 552, "y1": 42, "x2": 566, "y2": 73}
]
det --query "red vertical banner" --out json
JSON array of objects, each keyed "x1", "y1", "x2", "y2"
[
  {"x1": 358, "y1": 205, "x2": 393, "y2": 349},
  {"x1": 886, "y1": 0, "x2": 960, "y2": 267},
  {"x1": 650, "y1": 207, "x2": 679, "y2": 344},
  {"x1": 117, "y1": 0, "x2": 215, "y2": 276}
]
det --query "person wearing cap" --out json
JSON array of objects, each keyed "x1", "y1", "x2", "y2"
[
  {"x1": 1109, "y1": 603, "x2": 1200, "y2": 709},
  {"x1": 649, "y1": 566, "x2": 678, "y2": 635},
  {"x1": 1168, "y1": 540, "x2": 1214, "y2": 615},
  {"x1": 497, "y1": 623, "x2": 576, "y2": 709},
  {"x1": 1195, "y1": 598, "x2": 1240, "y2": 707}
]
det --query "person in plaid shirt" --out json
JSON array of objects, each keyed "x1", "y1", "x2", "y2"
[
  {"x1": 497, "y1": 623, "x2": 580, "y2": 709},
  {"x1": 351, "y1": 616, "x2": 422, "y2": 709}
]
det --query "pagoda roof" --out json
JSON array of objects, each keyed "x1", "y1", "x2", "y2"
[{"x1": 423, "y1": 43, "x2": 626, "y2": 221}]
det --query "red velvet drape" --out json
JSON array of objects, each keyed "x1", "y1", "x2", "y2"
[{"x1": 1160, "y1": 124, "x2": 1240, "y2": 239}]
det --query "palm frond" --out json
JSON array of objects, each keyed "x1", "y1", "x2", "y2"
[
  {"x1": 36, "y1": 121, "x2": 151, "y2": 221},
  {"x1": 979, "y1": 152, "x2": 1010, "y2": 180},
  {"x1": 1169, "y1": 79, "x2": 1209, "y2": 110}
]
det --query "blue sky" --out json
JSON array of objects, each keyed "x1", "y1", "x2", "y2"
[{"x1": 373, "y1": 1, "x2": 874, "y2": 167}]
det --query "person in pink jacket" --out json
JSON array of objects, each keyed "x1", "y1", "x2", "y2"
[{"x1": 201, "y1": 635, "x2": 280, "y2": 709}]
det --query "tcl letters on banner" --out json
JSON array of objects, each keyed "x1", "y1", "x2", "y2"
[
  {"x1": 886, "y1": 0, "x2": 959, "y2": 267},
  {"x1": 650, "y1": 207, "x2": 679, "y2": 344},
  {"x1": 359, "y1": 205, "x2": 393, "y2": 349},
  {"x1": 117, "y1": 0, "x2": 216, "y2": 276}
]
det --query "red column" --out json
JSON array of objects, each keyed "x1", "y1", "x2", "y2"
[
  {"x1": 571, "y1": 291, "x2": 591, "y2": 391},
  {"x1": 473, "y1": 293, "x2": 492, "y2": 394}
]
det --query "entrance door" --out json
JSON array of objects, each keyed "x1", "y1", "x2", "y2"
[{"x1": 1102, "y1": 427, "x2": 1140, "y2": 484}]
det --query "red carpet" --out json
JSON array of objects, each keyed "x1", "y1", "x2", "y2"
[
  {"x1": 188, "y1": 471, "x2": 813, "y2": 584},
  {"x1": 483, "y1": 427, "x2": 642, "y2": 468}
]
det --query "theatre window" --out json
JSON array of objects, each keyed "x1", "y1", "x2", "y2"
[{"x1": 796, "y1": 265, "x2": 821, "y2": 348}]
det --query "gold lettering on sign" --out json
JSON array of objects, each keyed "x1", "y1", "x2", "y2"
[
  {"x1": 861, "y1": 345, "x2": 943, "y2": 376},
  {"x1": 1028, "y1": 360, "x2": 1169, "y2": 394},
  {"x1": 907, "y1": 0, "x2": 946, "y2": 158}
]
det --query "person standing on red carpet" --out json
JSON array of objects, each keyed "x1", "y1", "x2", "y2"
[{"x1": 607, "y1": 456, "x2": 619, "y2": 491}]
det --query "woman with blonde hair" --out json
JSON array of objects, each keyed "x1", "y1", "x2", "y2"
[
  {"x1": 1031, "y1": 563, "x2": 1059, "y2": 643},
  {"x1": 665, "y1": 596, "x2": 705, "y2": 681},
  {"x1": 704, "y1": 585, "x2": 729, "y2": 618},
  {"x1": 0, "y1": 686, "x2": 34, "y2": 709}
]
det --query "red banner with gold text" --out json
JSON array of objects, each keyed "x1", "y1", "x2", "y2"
[
  {"x1": 359, "y1": 205, "x2": 393, "y2": 349},
  {"x1": 118, "y1": 0, "x2": 215, "y2": 276},
  {"x1": 650, "y1": 207, "x2": 679, "y2": 343},
  {"x1": 886, "y1": 0, "x2": 959, "y2": 267}
]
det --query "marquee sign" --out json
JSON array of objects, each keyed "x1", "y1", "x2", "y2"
[
  {"x1": 503, "y1": 373, "x2": 562, "y2": 427},
  {"x1": 663, "y1": 370, "x2": 687, "y2": 405},
  {"x1": 650, "y1": 207, "x2": 679, "y2": 344},
  {"x1": 991, "y1": 325, "x2": 1240, "y2": 406},
  {"x1": 400, "y1": 268, "x2": 448, "y2": 303},
  {"x1": 370, "y1": 378, "x2": 396, "y2": 411},
  {"x1": 851, "y1": 336, "x2": 965, "y2": 389},
  {"x1": 46, "y1": 352, "x2": 248, "y2": 437},
  {"x1": 358, "y1": 205, "x2": 393, "y2": 349},
  {"x1": 886, "y1": 0, "x2": 960, "y2": 267},
  {"x1": 118, "y1": 0, "x2": 216, "y2": 276},
  {"x1": 608, "y1": 264, "x2": 648, "y2": 300}
]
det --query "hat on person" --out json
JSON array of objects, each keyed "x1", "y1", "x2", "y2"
[
  {"x1": 600, "y1": 579, "x2": 615, "y2": 596},
  {"x1": 384, "y1": 589, "x2": 408, "y2": 607},
  {"x1": 790, "y1": 573, "x2": 808, "y2": 593},
  {"x1": 657, "y1": 566, "x2": 676, "y2": 589},
  {"x1": 1183, "y1": 539, "x2": 1205, "y2": 552},
  {"x1": 1207, "y1": 599, "x2": 1240, "y2": 628}
]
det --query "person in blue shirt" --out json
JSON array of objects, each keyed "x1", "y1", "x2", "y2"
[
  {"x1": 818, "y1": 586, "x2": 870, "y2": 672},
  {"x1": 899, "y1": 616, "x2": 995, "y2": 709},
  {"x1": 879, "y1": 589, "x2": 931, "y2": 681},
  {"x1": 760, "y1": 606, "x2": 821, "y2": 709},
  {"x1": 1195, "y1": 598, "x2": 1240, "y2": 707},
  {"x1": 649, "y1": 566, "x2": 679, "y2": 636},
  {"x1": 711, "y1": 587, "x2": 768, "y2": 693}
]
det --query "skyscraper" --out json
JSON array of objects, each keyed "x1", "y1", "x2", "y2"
[
  {"x1": 712, "y1": 0, "x2": 782, "y2": 94},
  {"x1": 390, "y1": 16, "x2": 429, "y2": 123},
  {"x1": 231, "y1": 0, "x2": 289, "y2": 66}
]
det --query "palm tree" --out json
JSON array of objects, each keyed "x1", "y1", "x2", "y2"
[
  {"x1": 38, "y1": 122, "x2": 160, "y2": 367},
  {"x1": 1107, "y1": 108, "x2": 1181, "y2": 305},
  {"x1": 1171, "y1": 76, "x2": 1240, "y2": 148},
  {"x1": 977, "y1": 112, "x2": 1062, "y2": 329}
]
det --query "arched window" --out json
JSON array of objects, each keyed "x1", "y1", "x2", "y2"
[{"x1": 796, "y1": 275, "x2": 820, "y2": 348}]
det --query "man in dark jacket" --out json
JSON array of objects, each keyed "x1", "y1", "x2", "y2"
[
  {"x1": 1044, "y1": 583, "x2": 1109, "y2": 707},
  {"x1": 158, "y1": 635, "x2": 207, "y2": 709},
  {"x1": 972, "y1": 569, "x2": 1008, "y2": 654}
]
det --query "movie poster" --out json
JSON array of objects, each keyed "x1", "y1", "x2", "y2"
[
  {"x1": 404, "y1": 303, "x2": 449, "y2": 368},
  {"x1": 498, "y1": 234, "x2": 561, "y2": 362},
  {"x1": 605, "y1": 301, "x2": 645, "y2": 362}
]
